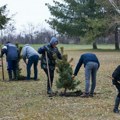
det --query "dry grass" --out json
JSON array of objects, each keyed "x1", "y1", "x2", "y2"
[{"x1": 0, "y1": 50, "x2": 120, "y2": 120}]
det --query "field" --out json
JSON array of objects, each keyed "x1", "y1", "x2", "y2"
[{"x1": 0, "y1": 44, "x2": 120, "y2": 120}]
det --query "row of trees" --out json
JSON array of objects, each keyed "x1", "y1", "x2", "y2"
[
  {"x1": 0, "y1": 1, "x2": 120, "y2": 48},
  {"x1": 46, "y1": 0, "x2": 120, "y2": 49},
  {"x1": 0, "y1": 5, "x2": 81, "y2": 44},
  {"x1": 1, "y1": 23, "x2": 81, "y2": 44}
]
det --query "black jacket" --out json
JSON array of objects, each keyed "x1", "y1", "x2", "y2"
[{"x1": 112, "y1": 65, "x2": 120, "y2": 85}]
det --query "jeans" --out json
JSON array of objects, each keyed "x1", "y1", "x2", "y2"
[
  {"x1": 27, "y1": 55, "x2": 39, "y2": 80},
  {"x1": 85, "y1": 62, "x2": 98, "y2": 94}
]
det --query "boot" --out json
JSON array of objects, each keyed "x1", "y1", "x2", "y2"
[
  {"x1": 113, "y1": 97, "x2": 120, "y2": 113},
  {"x1": 47, "y1": 89, "x2": 53, "y2": 94},
  {"x1": 80, "y1": 92, "x2": 89, "y2": 98},
  {"x1": 13, "y1": 70, "x2": 17, "y2": 80},
  {"x1": 8, "y1": 71, "x2": 12, "y2": 81}
]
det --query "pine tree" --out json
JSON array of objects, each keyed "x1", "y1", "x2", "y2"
[
  {"x1": 15, "y1": 43, "x2": 23, "y2": 80},
  {"x1": 0, "y1": 5, "x2": 10, "y2": 30},
  {"x1": 56, "y1": 47, "x2": 80, "y2": 94}
]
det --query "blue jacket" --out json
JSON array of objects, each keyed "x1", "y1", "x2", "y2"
[
  {"x1": 74, "y1": 53, "x2": 100, "y2": 76},
  {"x1": 1, "y1": 43, "x2": 18, "y2": 60}
]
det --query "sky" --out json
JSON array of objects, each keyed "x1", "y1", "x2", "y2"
[{"x1": 0, "y1": 0, "x2": 60, "y2": 32}]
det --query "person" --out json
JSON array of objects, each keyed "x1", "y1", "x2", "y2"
[
  {"x1": 1, "y1": 41, "x2": 19, "y2": 80},
  {"x1": 38, "y1": 37, "x2": 62, "y2": 94},
  {"x1": 21, "y1": 44, "x2": 39, "y2": 80},
  {"x1": 112, "y1": 65, "x2": 120, "y2": 113},
  {"x1": 72, "y1": 53, "x2": 100, "y2": 97}
]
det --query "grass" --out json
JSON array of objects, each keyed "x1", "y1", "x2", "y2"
[
  {"x1": 22, "y1": 44, "x2": 117, "y2": 51},
  {"x1": 0, "y1": 45, "x2": 120, "y2": 120}
]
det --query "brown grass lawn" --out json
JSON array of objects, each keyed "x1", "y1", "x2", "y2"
[{"x1": 0, "y1": 50, "x2": 120, "y2": 120}]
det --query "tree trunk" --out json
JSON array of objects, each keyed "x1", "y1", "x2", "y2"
[
  {"x1": 92, "y1": 41, "x2": 97, "y2": 49},
  {"x1": 115, "y1": 25, "x2": 119, "y2": 50}
]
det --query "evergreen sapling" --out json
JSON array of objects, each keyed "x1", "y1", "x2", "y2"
[
  {"x1": 16, "y1": 43, "x2": 24, "y2": 80},
  {"x1": 56, "y1": 47, "x2": 80, "y2": 94}
]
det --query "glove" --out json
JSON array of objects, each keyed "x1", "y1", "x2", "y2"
[{"x1": 72, "y1": 75, "x2": 76, "y2": 80}]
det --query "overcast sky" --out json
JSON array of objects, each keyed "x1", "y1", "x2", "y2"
[{"x1": 0, "y1": 0, "x2": 61, "y2": 31}]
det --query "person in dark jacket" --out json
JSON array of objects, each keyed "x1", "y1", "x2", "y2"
[
  {"x1": 21, "y1": 44, "x2": 39, "y2": 80},
  {"x1": 38, "y1": 37, "x2": 62, "y2": 94},
  {"x1": 1, "y1": 41, "x2": 19, "y2": 80},
  {"x1": 73, "y1": 53, "x2": 100, "y2": 97},
  {"x1": 112, "y1": 65, "x2": 120, "y2": 113}
]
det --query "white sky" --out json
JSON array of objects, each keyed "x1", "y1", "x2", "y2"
[{"x1": 0, "y1": 0, "x2": 60, "y2": 32}]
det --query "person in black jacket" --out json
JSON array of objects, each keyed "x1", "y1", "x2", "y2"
[
  {"x1": 72, "y1": 53, "x2": 100, "y2": 97},
  {"x1": 112, "y1": 65, "x2": 120, "y2": 113},
  {"x1": 1, "y1": 41, "x2": 19, "y2": 80},
  {"x1": 38, "y1": 37, "x2": 62, "y2": 94}
]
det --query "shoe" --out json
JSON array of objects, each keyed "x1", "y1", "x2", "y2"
[
  {"x1": 80, "y1": 93, "x2": 89, "y2": 98},
  {"x1": 47, "y1": 90, "x2": 53, "y2": 94},
  {"x1": 12, "y1": 78, "x2": 17, "y2": 81},
  {"x1": 89, "y1": 93, "x2": 94, "y2": 97},
  {"x1": 113, "y1": 109, "x2": 119, "y2": 113}
]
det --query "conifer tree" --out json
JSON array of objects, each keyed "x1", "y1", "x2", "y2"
[
  {"x1": 15, "y1": 43, "x2": 23, "y2": 80},
  {"x1": 0, "y1": 5, "x2": 10, "y2": 30},
  {"x1": 56, "y1": 47, "x2": 80, "y2": 94}
]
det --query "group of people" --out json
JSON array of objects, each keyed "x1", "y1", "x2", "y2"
[
  {"x1": 0, "y1": 37, "x2": 62, "y2": 95},
  {"x1": 0, "y1": 37, "x2": 120, "y2": 113}
]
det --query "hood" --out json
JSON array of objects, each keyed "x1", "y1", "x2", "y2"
[{"x1": 50, "y1": 37, "x2": 58, "y2": 45}]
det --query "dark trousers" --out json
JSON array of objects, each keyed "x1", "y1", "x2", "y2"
[
  {"x1": 113, "y1": 84, "x2": 120, "y2": 112},
  {"x1": 7, "y1": 60, "x2": 18, "y2": 80},
  {"x1": 115, "y1": 84, "x2": 120, "y2": 98},
  {"x1": 43, "y1": 68, "x2": 54, "y2": 91},
  {"x1": 27, "y1": 55, "x2": 39, "y2": 80}
]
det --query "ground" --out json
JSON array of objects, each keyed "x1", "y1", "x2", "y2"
[{"x1": 0, "y1": 44, "x2": 120, "y2": 120}]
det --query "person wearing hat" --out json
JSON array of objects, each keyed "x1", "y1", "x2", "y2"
[{"x1": 38, "y1": 37, "x2": 62, "y2": 94}]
